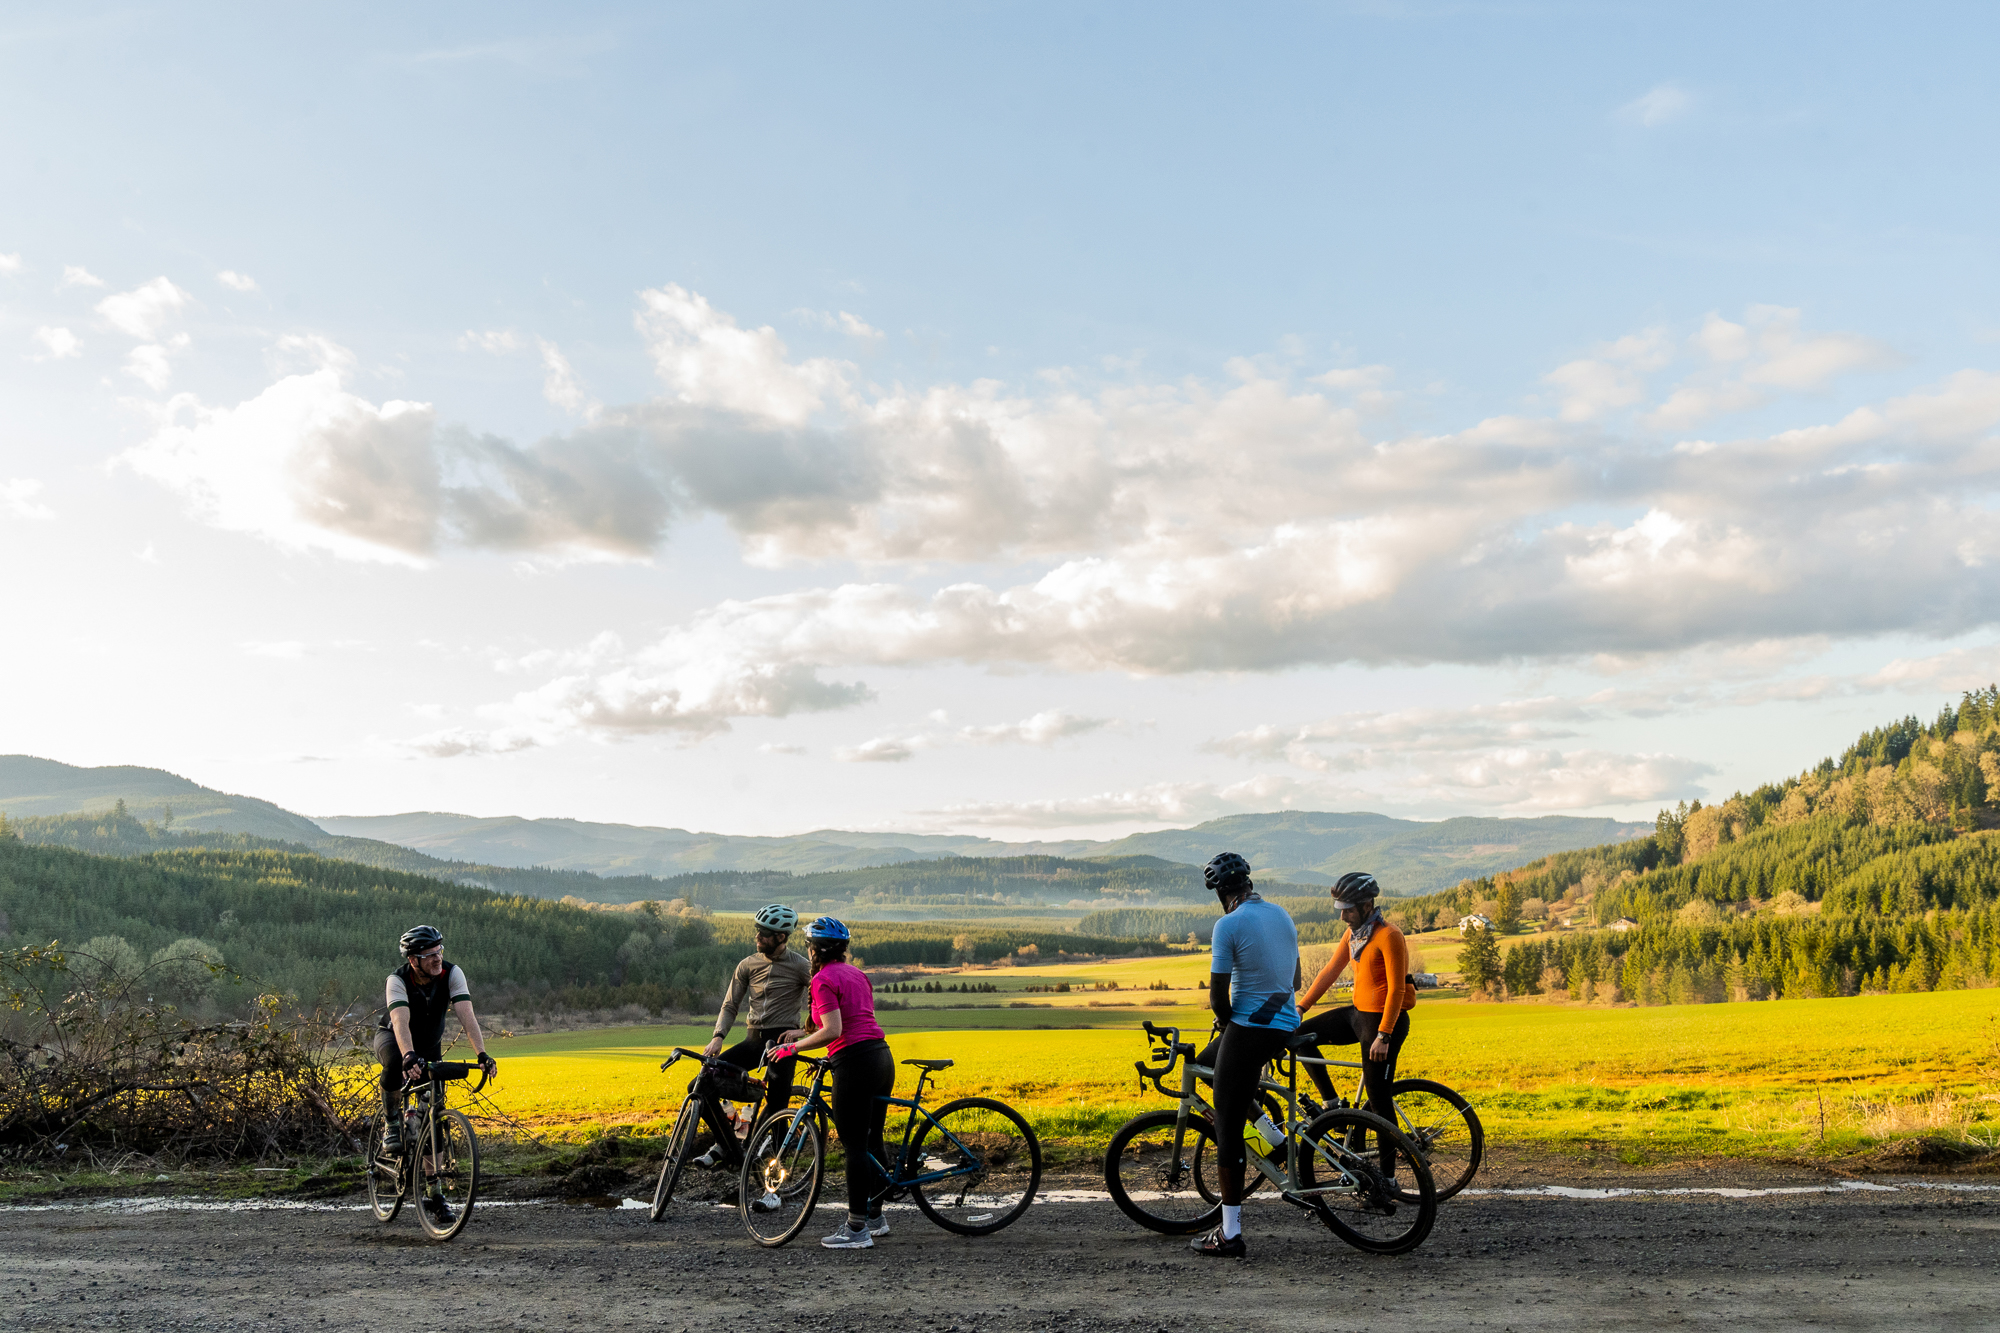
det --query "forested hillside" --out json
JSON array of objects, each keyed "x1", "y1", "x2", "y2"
[
  {"x1": 0, "y1": 836, "x2": 1165, "y2": 1021},
  {"x1": 1379, "y1": 689, "x2": 2000, "y2": 1005}
]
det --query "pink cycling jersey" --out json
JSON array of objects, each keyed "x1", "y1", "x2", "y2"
[{"x1": 809, "y1": 960, "x2": 885, "y2": 1054}]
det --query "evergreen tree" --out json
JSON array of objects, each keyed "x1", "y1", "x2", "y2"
[{"x1": 1458, "y1": 925, "x2": 1502, "y2": 993}]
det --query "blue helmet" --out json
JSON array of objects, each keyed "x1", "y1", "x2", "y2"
[{"x1": 806, "y1": 916, "x2": 850, "y2": 941}]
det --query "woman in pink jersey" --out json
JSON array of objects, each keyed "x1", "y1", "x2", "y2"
[{"x1": 768, "y1": 916, "x2": 894, "y2": 1249}]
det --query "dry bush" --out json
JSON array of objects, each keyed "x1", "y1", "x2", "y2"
[{"x1": 1, "y1": 941, "x2": 374, "y2": 1164}]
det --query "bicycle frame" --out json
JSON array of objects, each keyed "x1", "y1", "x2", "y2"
[
  {"x1": 776, "y1": 1055, "x2": 989, "y2": 1194},
  {"x1": 659, "y1": 1047, "x2": 767, "y2": 1158},
  {"x1": 1132, "y1": 1020, "x2": 1373, "y2": 1202}
]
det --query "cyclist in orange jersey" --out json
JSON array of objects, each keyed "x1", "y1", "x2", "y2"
[{"x1": 1294, "y1": 873, "x2": 1417, "y2": 1143}]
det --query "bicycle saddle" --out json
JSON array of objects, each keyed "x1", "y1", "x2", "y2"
[
  {"x1": 1284, "y1": 1030, "x2": 1324, "y2": 1053},
  {"x1": 902, "y1": 1058, "x2": 955, "y2": 1071}
]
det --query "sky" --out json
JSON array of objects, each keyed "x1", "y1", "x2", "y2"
[{"x1": 4, "y1": 2, "x2": 2000, "y2": 840}]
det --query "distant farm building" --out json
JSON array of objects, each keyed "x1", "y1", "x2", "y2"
[
  {"x1": 1608, "y1": 917, "x2": 1640, "y2": 932},
  {"x1": 1457, "y1": 914, "x2": 1491, "y2": 933}
]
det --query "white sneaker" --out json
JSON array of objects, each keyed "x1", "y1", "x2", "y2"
[
  {"x1": 820, "y1": 1224, "x2": 874, "y2": 1249},
  {"x1": 867, "y1": 1213, "x2": 890, "y2": 1237},
  {"x1": 750, "y1": 1191, "x2": 782, "y2": 1213},
  {"x1": 692, "y1": 1147, "x2": 722, "y2": 1170}
]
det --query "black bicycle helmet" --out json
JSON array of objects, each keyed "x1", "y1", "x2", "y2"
[
  {"x1": 399, "y1": 924, "x2": 444, "y2": 957},
  {"x1": 1330, "y1": 871, "x2": 1380, "y2": 906},
  {"x1": 1203, "y1": 852, "x2": 1253, "y2": 896}
]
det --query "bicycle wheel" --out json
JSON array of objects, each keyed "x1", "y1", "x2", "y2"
[
  {"x1": 1296, "y1": 1107, "x2": 1435, "y2": 1255},
  {"x1": 1102, "y1": 1109, "x2": 1222, "y2": 1235},
  {"x1": 1386, "y1": 1078, "x2": 1483, "y2": 1202},
  {"x1": 906, "y1": 1097, "x2": 1043, "y2": 1236},
  {"x1": 740, "y1": 1108, "x2": 824, "y2": 1247},
  {"x1": 365, "y1": 1118, "x2": 403, "y2": 1223},
  {"x1": 649, "y1": 1097, "x2": 704, "y2": 1221},
  {"x1": 416, "y1": 1110, "x2": 479, "y2": 1241}
]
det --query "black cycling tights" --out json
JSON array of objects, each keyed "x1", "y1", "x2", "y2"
[
  {"x1": 1196, "y1": 1023, "x2": 1291, "y2": 1207},
  {"x1": 828, "y1": 1038, "x2": 895, "y2": 1221},
  {"x1": 1295, "y1": 1006, "x2": 1409, "y2": 1170}
]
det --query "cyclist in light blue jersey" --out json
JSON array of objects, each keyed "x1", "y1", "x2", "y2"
[{"x1": 1189, "y1": 852, "x2": 1299, "y2": 1258}]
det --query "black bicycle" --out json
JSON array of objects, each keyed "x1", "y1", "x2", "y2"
[
  {"x1": 366, "y1": 1059, "x2": 488, "y2": 1241},
  {"x1": 738, "y1": 1052, "x2": 1043, "y2": 1247},
  {"x1": 649, "y1": 1046, "x2": 772, "y2": 1220},
  {"x1": 1285, "y1": 1056, "x2": 1484, "y2": 1201}
]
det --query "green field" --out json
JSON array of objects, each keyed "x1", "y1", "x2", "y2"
[{"x1": 472, "y1": 985, "x2": 2000, "y2": 1164}]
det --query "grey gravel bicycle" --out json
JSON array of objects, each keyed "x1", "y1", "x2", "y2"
[{"x1": 1104, "y1": 1021, "x2": 1437, "y2": 1255}]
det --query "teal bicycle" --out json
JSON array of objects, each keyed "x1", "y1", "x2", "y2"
[{"x1": 738, "y1": 1051, "x2": 1043, "y2": 1246}]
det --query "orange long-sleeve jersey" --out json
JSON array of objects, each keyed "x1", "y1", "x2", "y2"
[{"x1": 1302, "y1": 923, "x2": 1417, "y2": 1034}]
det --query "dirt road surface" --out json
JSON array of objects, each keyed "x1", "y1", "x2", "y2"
[{"x1": 6, "y1": 1175, "x2": 1998, "y2": 1332}]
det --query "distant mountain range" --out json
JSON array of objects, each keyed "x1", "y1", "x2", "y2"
[{"x1": 1, "y1": 754, "x2": 1650, "y2": 899}]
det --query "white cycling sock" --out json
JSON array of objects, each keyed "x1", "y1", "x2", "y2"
[{"x1": 1221, "y1": 1204, "x2": 1242, "y2": 1239}]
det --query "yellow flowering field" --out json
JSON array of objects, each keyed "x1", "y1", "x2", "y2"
[{"x1": 472, "y1": 987, "x2": 2000, "y2": 1161}]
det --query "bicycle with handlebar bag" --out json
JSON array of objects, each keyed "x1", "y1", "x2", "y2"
[
  {"x1": 367, "y1": 1059, "x2": 488, "y2": 1241},
  {"x1": 738, "y1": 1048, "x2": 1044, "y2": 1247},
  {"x1": 1103, "y1": 1020, "x2": 1437, "y2": 1255},
  {"x1": 649, "y1": 1046, "x2": 773, "y2": 1219}
]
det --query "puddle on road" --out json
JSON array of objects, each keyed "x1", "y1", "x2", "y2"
[{"x1": 7, "y1": 1179, "x2": 1998, "y2": 1215}]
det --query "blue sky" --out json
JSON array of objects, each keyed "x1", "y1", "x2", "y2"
[{"x1": 4, "y1": 3, "x2": 1999, "y2": 836}]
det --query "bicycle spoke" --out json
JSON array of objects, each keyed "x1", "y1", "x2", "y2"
[
  {"x1": 908, "y1": 1098, "x2": 1042, "y2": 1236},
  {"x1": 1103, "y1": 1109, "x2": 1221, "y2": 1234},
  {"x1": 1297, "y1": 1108, "x2": 1436, "y2": 1255},
  {"x1": 740, "y1": 1110, "x2": 824, "y2": 1247}
]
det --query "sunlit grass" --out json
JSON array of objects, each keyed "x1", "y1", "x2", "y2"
[{"x1": 473, "y1": 987, "x2": 2000, "y2": 1160}]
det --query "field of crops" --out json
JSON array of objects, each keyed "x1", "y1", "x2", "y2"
[{"x1": 472, "y1": 983, "x2": 2000, "y2": 1163}]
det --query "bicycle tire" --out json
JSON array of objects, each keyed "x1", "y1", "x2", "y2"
[
  {"x1": 650, "y1": 1097, "x2": 704, "y2": 1221},
  {"x1": 1102, "y1": 1108, "x2": 1223, "y2": 1235},
  {"x1": 416, "y1": 1110, "x2": 479, "y2": 1241},
  {"x1": 1296, "y1": 1106, "x2": 1436, "y2": 1255},
  {"x1": 1386, "y1": 1078, "x2": 1483, "y2": 1202},
  {"x1": 365, "y1": 1118, "x2": 402, "y2": 1223},
  {"x1": 739, "y1": 1107, "x2": 824, "y2": 1247},
  {"x1": 907, "y1": 1097, "x2": 1043, "y2": 1236}
]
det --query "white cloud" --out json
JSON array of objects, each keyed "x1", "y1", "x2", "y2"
[
  {"x1": 797, "y1": 308, "x2": 886, "y2": 341},
  {"x1": 760, "y1": 742, "x2": 808, "y2": 756},
  {"x1": 959, "y1": 709, "x2": 1110, "y2": 746},
  {"x1": 834, "y1": 735, "x2": 922, "y2": 763},
  {"x1": 459, "y1": 329, "x2": 521, "y2": 354},
  {"x1": 216, "y1": 270, "x2": 258, "y2": 292},
  {"x1": 136, "y1": 543, "x2": 159, "y2": 564},
  {"x1": 538, "y1": 339, "x2": 599, "y2": 418},
  {"x1": 60, "y1": 265, "x2": 103, "y2": 288},
  {"x1": 32, "y1": 326, "x2": 80, "y2": 359},
  {"x1": 637, "y1": 283, "x2": 853, "y2": 424},
  {"x1": 96, "y1": 277, "x2": 188, "y2": 338},
  {"x1": 1, "y1": 479, "x2": 55, "y2": 521},
  {"x1": 0, "y1": 253, "x2": 20, "y2": 274},
  {"x1": 121, "y1": 292, "x2": 2000, "y2": 715},
  {"x1": 1647, "y1": 307, "x2": 1897, "y2": 429},
  {"x1": 124, "y1": 334, "x2": 190, "y2": 390},
  {"x1": 241, "y1": 639, "x2": 306, "y2": 659},
  {"x1": 1620, "y1": 82, "x2": 1691, "y2": 127}
]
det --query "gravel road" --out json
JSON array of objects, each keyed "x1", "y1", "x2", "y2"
[{"x1": 5, "y1": 1174, "x2": 1997, "y2": 1332}]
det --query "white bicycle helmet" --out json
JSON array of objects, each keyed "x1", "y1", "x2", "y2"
[{"x1": 754, "y1": 903, "x2": 799, "y2": 932}]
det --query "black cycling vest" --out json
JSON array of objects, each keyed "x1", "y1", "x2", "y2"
[{"x1": 383, "y1": 958, "x2": 459, "y2": 1053}]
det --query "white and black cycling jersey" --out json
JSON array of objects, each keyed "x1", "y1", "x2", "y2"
[{"x1": 383, "y1": 961, "x2": 471, "y2": 1055}]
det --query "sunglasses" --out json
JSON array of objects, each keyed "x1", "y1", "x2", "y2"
[{"x1": 412, "y1": 948, "x2": 444, "y2": 962}]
